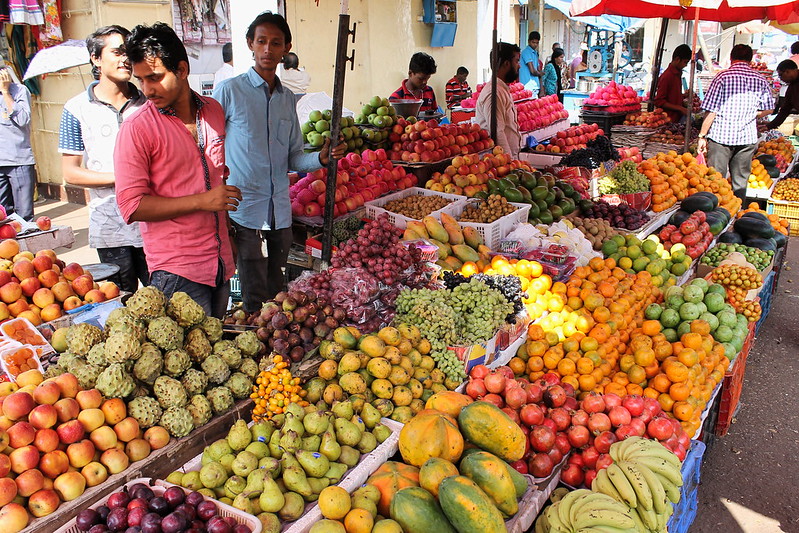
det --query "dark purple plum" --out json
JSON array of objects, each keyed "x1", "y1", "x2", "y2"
[
  {"x1": 184, "y1": 492, "x2": 204, "y2": 507},
  {"x1": 196, "y1": 501, "x2": 217, "y2": 521},
  {"x1": 163, "y1": 487, "x2": 185, "y2": 509},
  {"x1": 140, "y1": 513, "x2": 163, "y2": 533},
  {"x1": 161, "y1": 512, "x2": 188, "y2": 533},
  {"x1": 107, "y1": 508, "x2": 129, "y2": 532},
  {"x1": 76, "y1": 509, "x2": 101, "y2": 532},
  {"x1": 148, "y1": 497, "x2": 170, "y2": 516}
]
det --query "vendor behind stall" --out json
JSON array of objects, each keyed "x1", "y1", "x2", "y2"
[
  {"x1": 767, "y1": 60, "x2": 799, "y2": 130},
  {"x1": 475, "y1": 42, "x2": 522, "y2": 158},
  {"x1": 390, "y1": 52, "x2": 439, "y2": 113},
  {"x1": 654, "y1": 45, "x2": 692, "y2": 123}
]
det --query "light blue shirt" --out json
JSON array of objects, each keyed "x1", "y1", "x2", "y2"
[
  {"x1": 520, "y1": 45, "x2": 540, "y2": 92},
  {"x1": 213, "y1": 68, "x2": 322, "y2": 231},
  {"x1": 0, "y1": 83, "x2": 34, "y2": 166}
]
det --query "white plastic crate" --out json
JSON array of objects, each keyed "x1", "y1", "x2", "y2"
[
  {"x1": 364, "y1": 187, "x2": 465, "y2": 229},
  {"x1": 448, "y1": 199, "x2": 531, "y2": 250}
]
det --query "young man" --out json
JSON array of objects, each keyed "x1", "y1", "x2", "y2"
[
  {"x1": 59, "y1": 25, "x2": 148, "y2": 293},
  {"x1": 445, "y1": 66, "x2": 471, "y2": 109},
  {"x1": 279, "y1": 52, "x2": 311, "y2": 95},
  {"x1": 654, "y1": 44, "x2": 692, "y2": 123},
  {"x1": 0, "y1": 67, "x2": 35, "y2": 221},
  {"x1": 475, "y1": 42, "x2": 522, "y2": 158},
  {"x1": 698, "y1": 45, "x2": 774, "y2": 203},
  {"x1": 390, "y1": 52, "x2": 438, "y2": 113},
  {"x1": 213, "y1": 12, "x2": 345, "y2": 313},
  {"x1": 768, "y1": 60, "x2": 799, "y2": 130},
  {"x1": 213, "y1": 43, "x2": 234, "y2": 88},
  {"x1": 520, "y1": 31, "x2": 543, "y2": 96},
  {"x1": 114, "y1": 23, "x2": 241, "y2": 318}
]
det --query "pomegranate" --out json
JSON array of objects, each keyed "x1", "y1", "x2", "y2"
[
  {"x1": 581, "y1": 392, "x2": 606, "y2": 414},
  {"x1": 517, "y1": 377, "x2": 530, "y2": 387},
  {"x1": 588, "y1": 412, "x2": 612, "y2": 434},
  {"x1": 484, "y1": 372, "x2": 506, "y2": 394},
  {"x1": 501, "y1": 407, "x2": 520, "y2": 425},
  {"x1": 483, "y1": 393, "x2": 505, "y2": 408},
  {"x1": 638, "y1": 407, "x2": 654, "y2": 424},
  {"x1": 549, "y1": 407, "x2": 572, "y2": 431},
  {"x1": 505, "y1": 387, "x2": 527, "y2": 410},
  {"x1": 561, "y1": 382, "x2": 576, "y2": 397},
  {"x1": 496, "y1": 366, "x2": 515, "y2": 380},
  {"x1": 567, "y1": 425, "x2": 590, "y2": 448},
  {"x1": 529, "y1": 425, "x2": 556, "y2": 453},
  {"x1": 547, "y1": 447, "x2": 563, "y2": 465},
  {"x1": 465, "y1": 379, "x2": 487, "y2": 399},
  {"x1": 525, "y1": 383, "x2": 544, "y2": 404},
  {"x1": 554, "y1": 432, "x2": 571, "y2": 456},
  {"x1": 671, "y1": 444, "x2": 687, "y2": 462},
  {"x1": 594, "y1": 431, "x2": 618, "y2": 454},
  {"x1": 628, "y1": 417, "x2": 647, "y2": 437},
  {"x1": 540, "y1": 373, "x2": 561, "y2": 387},
  {"x1": 543, "y1": 385, "x2": 567, "y2": 408},
  {"x1": 647, "y1": 417, "x2": 674, "y2": 441},
  {"x1": 603, "y1": 393, "x2": 623, "y2": 410},
  {"x1": 567, "y1": 454, "x2": 585, "y2": 468},
  {"x1": 584, "y1": 469, "x2": 598, "y2": 489},
  {"x1": 677, "y1": 431, "x2": 691, "y2": 449},
  {"x1": 542, "y1": 418, "x2": 558, "y2": 433},
  {"x1": 520, "y1": 404, "x2": 545, "y2": 427},
  {"x1": 621, "y1": 394, "x2": 645, "y2": 417},
  {"x1": 596, "y1": 453, "x2": 614, "y2": 470},
  {"x1": 563, "y1": 396, "x2": 578, "y2": 411},
  {"x1": 529, "y1": 453, "x2": 555, "y2": 478},
  {"x1": 608, "y1": 406, "x2": 632, "y2": 427},
  {"x1": 614, "y1": 424, "x2": 637, "y2": 441},
  {"x1": 642, "y1": 397, "x2": 662, "y2": 417},
  {"x1": 509, "y1": 460, "x2": 528, "y2": 475},
  {"x1": 570, "y1": 409, "x2": 589, "y2": 427},
  {"x1": 669, "y1": 417, "x2": 684, "y2": 435},
  {"x1": 581, "y1": 446, "x2": 599, "y2": 469},
  {"x1": 469, "y1": 364, "x2": 489, "y2": 380},
  {"x1": 561, "y1": 463, "x2": 585, "y2": 487},
  {"x1": 503, "y1": 378, "x2": 521, "y2": 395}
]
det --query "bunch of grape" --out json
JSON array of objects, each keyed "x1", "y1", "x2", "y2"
[
  {"x1": 598, "y1": 160, "x2": 650, "y2": 194},
  {"x1": 471, "y1": 273, "x2": 525, "y2": 320},
  {"x1": 450, "y1": 279, "x2": 514, "y2": 343}
]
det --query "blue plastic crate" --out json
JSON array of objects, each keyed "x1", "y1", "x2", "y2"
[
  {"x1": 755, "y1": 271, "x2": 776, "y2": 335},
  {"x1": 667, "y1": 440, "x2": 706, "y2": 533}
]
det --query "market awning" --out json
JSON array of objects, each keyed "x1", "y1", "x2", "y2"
[
  {"x1": 570, "y1": 0, "x2": 799, "y2": 24},
  {"x1": 546, "y1": 0, "x2": 644, "y2": 32}
]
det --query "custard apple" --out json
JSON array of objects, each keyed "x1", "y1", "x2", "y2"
[
  {"x1": 181, "y1": 368, "x2": 209, "y2": 396},
  {"x1": 186, "y1": 394, "x2": 212, "y2": 428},
  {"x1": 206, "y1": 386, "x2": 234, "y2": 414},
  {"x1": 66, "y1": 323, "x2": 106, "y2": 356},
  {"x1": 238, "y1": 358, "x2": 259, "y2": 381},
  {"x1": 105, "y1": 307, "x2": 133, "y2": 328},
  {"x1": 86, "y1": 342, "x2": 107, "y2": 367},
  {"x1": 57, "y1": 352, "x2": 81, "y2": 374},
  {"x1": 95, "y1": 363, "x2": 136, "y2": 398},
  {"x1": 133, "y1": 349, "x2": 163, "y2": 385},
  {"x1": 43, "y1": 364, "x2": 65, "y2": 379},
  {"x1": 147, "y1": 317, "x2": 184, "y2": 351},
  {"x1": 128, "y1": 396, "x2": 162, "y2": 428},
  {"x1": 109, "y1": 317, "x2": 147, "y2": 344},
  {"x1": 70, "y1": 358, "x2": 104, "y2": 389},
  {"x1": 167, "y1": 292, "x2": 206, "y2": 328},
  {"x1": 201, "y1": 355, "x2": 230, "y2": 384},
  {"x1": 140, "y1": 342, "x2": 162, "y2": 360},
  {"x1": 163, "y1": 349, "x2": 191, "y2": 378},
  {"x1": 224, "y1": 372, "x2": 252, "y2": 400},
  {"x1": 131, "y1": 385, "x2": 151, "y2": 398},
  {"x1": 153, "y1": 375, "x2": 189, "y2": 409},
  {"x1": 184, "y1": 328, "x2": 212, "y2": 363},
  {"x1": 213, "y1": 340, "x2": 241, "y2": 368},
  {"x1": 105, "y1": 331, "x2": 142, "y2": 363},
  {"x1": 200, "y1": 316, "x2": 223, "y2": 343},
  {"x1": 235, "y1": 330, "x2": 260, "y2": 357},
  {"x1": 127, "y1": 286, "x2": 167, "y2": 320},
  {"x1": 159, "y1": 407, "x2": 194, "y2": 438}
]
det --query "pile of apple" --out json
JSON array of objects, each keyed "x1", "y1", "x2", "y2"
[
  {"x1": 289, "y1": 149, "x2": 416, "y2": 219},
  {"x1": 0, "y1": 240, "x2": 120, "y2": 326},
  {"x1": 0, "y1": 216, "x2": 53, "y2": 241},
  {"x1": 387, "y1": 118, "x2": 494, "y2": 164},
  {"x1": 0, "y1": 370, "x2": 170, "y2": 529},
  {"x1": 536, "y1": 124, "x2": 603, "y2": 154},
  {"x1": 584, "y1": 81, "x2": 642, "y2": 113},
  {"x1": 460, "y1": 82, "x2": 534, "y2": 109},
  {"x1": 623, "y1": 109, "x2": 670, "y2": 128},
  {"x1": 517, "y1": 95, "x2": 569, "y2": 133},
  {"x1": 424, "y1": 147, "x2": 532, "y2": 197},
  {"x1": 617, "y1": 146, "x2": 643, "y2": 163}
]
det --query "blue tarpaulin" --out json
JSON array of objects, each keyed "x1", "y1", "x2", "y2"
[{"x1": 546, "y1": 0, "x2": 645, "y2": 33}]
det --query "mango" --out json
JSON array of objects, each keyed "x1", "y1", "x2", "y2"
[
  {"x1": 439, "y1": 212, "x2": 458, "y2": 227},
  {"x1": 451, "y1": 244, "x2": 480, "y2": 263},
  {"x1": 428, "y1": 239, "x2": 451, "y2": 260},
  {"x1": 406, "y1": 221, "x2": 429, "y2": 239},
  {"x1": 443, "y1": 224, "x2": 464, "y2": 245},
  {"x1": 403, "y1": 228, "x2": 421, "y2": 241},
  {"x1": 462, "y1": 227, "x2": 483, "y2": 249},
  {"x1": 423, "y1": 216, "x2": 448, "y2": 243},
  {"x1": 444, "y1": 256, "x2": 463, "y2": 270}
]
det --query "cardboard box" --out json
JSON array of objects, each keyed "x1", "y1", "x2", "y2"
[
  {"x1": 695, "y1": 255, "x2": 773, "y2": 281},
  {"x1": 304, "y1": 234, "x2": 337, "y2": 259},
  {"x1": 447, "y1": 331, "x2": 499, "y2": 373}
]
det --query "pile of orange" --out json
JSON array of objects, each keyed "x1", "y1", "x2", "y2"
[
  {"x1": 756, "y1": 137, "x2": 795, "y2": 168},
  {"x1": 638, "y1": 152, "x2": 690, "y2": 211},
  {"x1": 678, "y1": 153, "x2": 741, "y2": 215}
]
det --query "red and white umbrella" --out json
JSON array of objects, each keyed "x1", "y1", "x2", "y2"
[{"x1": 570, "y1": 0, "x2": 799, "y2": 23}]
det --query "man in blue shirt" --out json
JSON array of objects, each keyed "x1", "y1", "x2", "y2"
[
  {"x1": 213, "y1": 12, "x2": 345, "y2": 312},
  {"x1": 0, "y1": 68, "x2": 36, "y2": 221},
  {"x1": 520, "y1": 31, "x2": 543, "y2": 96}
]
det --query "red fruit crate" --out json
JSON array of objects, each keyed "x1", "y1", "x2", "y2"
[
  {"x1": 715, "y1": 321, "x2": 755, "y2": 437},
  {"x1": 600, "y1": 191, "x2": 652, "y2": 211}
]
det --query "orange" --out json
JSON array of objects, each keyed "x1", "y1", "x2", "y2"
[
  {"x1": 626, "y1": 383, "x2": 644, "y2": 396},
  {"x1": 672, "y1": 401, "x2": 694, "y2": 421},
  {"x1": 593, "y1": 306, "x2": 611, "y2": 323},
  {"x1": 526, "y1": 340, "x2": 548, "y2": 358},
  {"x1": 689, "y1": 320, "x2": 710, "y2": 336},
  {"x1": 677, "y1": 348, "x2": 699, "y2": 368},
  {"x1": 657, "y1": 393, "x2": 675, "y2": 412},
  {"x1": 643, "y1": 387, "x2": 660, "y2": 399},
  {"x1": 528, "y1": 260, "x2": 544, "y2": 278},
  {"x1": 627, "y1": 365, "x2": 647, "y2": 385},
  {"x1": 460, "y1": 261, "x2": 479, "y2": 277},
  {"x1": 561, "y1": 375, "x2": 580, "y2": 390},
  {"x1": 664, "y1": 361, "x2": 689, "y2": 382},
  {"x1": 681, "y1": 332, "x2": 703, "y2": 351},
  {"x1": 557, "y1": 358, "x2": 577, "y2": 376},
  {"x1": 669, "y1": 382, "x2": 690, "y2": 401},
  {"x1": 562, "y1": 337, "x2": 581, "y2": 354},
  {"x1": 578, "y1": 374, "x2": 597, "y2": 391},
  {"x1": 633, "y1": 347, "x2": 656, "y2": 367},
  {"x1": 580, "y1": 336, "x2": 599, "y2": 352},
  {"x1": 543, "y1": 350, "x2": 562, "y2": 370},
  {"x1": 508, "y1": 357, "x2": 526, "y2": 376},
  {"x1": 544, "y1": 331, "x2": 561, "y2": 347},
  {"x1": 552, "y1": 281, "x2": 567, "y2": 294},
  {"x1": 576, "y1": 357, "x2": 595, "y2": 375},
  {"x1": 527, "y1": 324, "x2": 545, "y2": 341},
  {"x1": 650, "y1": 373, "x2": 672, "y2": 393},
  {"x1": 588, "y1": 257, "x2": 606, "y2": 271},
  {"x1": 527, "y1": 356, "x2": 544, "y2": 373},
  {"x1": 604, "y1": 382, "x2": 627, "y2": 396},
  {"x1": 641, "y1": 320, "x2": 661, "y2": 336}
]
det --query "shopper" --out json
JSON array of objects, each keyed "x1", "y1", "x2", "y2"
[
  {"x1": 390, "y1": 52, "x2": 439, "y2": 113},
  {"x1": 698, "y1": 44, "x2": 774, "y2": 202},
  {"x1": 0, "y1": 67, "x2": 35, "y2": 221},
  {"x1": 115, "y1": 23, "x2": 240, "y2": 318},
  {"x1": 213, "y1": 43, "x2": 234, "y2": 88},
  {"x1": 213, "y1": 12, "x2": 345, "y2": 313},
  {"x1": 59, "y1": 25, "x2": 149, "y2": 293},
  {"x1": 475, "y1": 42, "x2": 522, "y2": 158},
  {"x1": 654, "y1": 44, "x2": 692, "y2": 123},
  {"x1": 542, "y1": 48, "x2": 565, "y2": 102},
  {"x1": 767, "y1": 60, "x2": 799, "y2": 130},
  {"x1": 279, "y1": 52, "x2": 311, "y2": 95},
  {"x1": 570, "y1": 48, "x2": 588, "y2": 89},
  {"x1": 790, "y1": 42, "x2": 799, "y2": 67},
  {"x1": 520, "y1": 31, "x2": 543, "y2": 96},
  {"x1": 445, "y1": 66, "x2": 471, "y2": 109}
]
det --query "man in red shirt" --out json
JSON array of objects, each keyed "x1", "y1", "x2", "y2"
[
  {"x1": 445, "y1": 66, "x2": 471, "y2": 108},
  {"x1": 390, "y1": 52, "x2": 438, "y2": 113},
  {"x1": 655, "y1": 45, "x2": 692, "y2": 123}
]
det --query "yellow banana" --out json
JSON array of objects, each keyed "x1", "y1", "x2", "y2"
[
  {"x1": 545, "y1": 504, "x2": 569, "y2": 533},
  {"x1": 636, "y1": 460, "x2": 669, "y2": 515},
  {"x1": 618, "y1": 461, "x2": 653, "y2": 511},
  {"x1": 570, "y1": 492, "x2": 630, "y2": 525},
  {"x1": 636, "y1": 503, "x2": 660, "y2": 530},
  {"x1": 572, "y1": 508, "x2": 636, "y2": 531},
  {"x1": 627, "y1": 502, "x2": 649, "y2": 532},
  {"x1": 631, "y1": 457, "x2": 683, "y2": 487},
  {"x1": 607, "y1": 463, "x2": 638, "y2": 508},
  {"x1": 560, "y1": 488, "x2": 590, "y2": 525},
  {"x1": 626, "y1": 445, "x2": 682, "y2": 470},
  {"x1": 610, "y1": 437, "x2": 639, "y2": 462},
  {"x1": 653, "y1": 471, "x2": 682, "y2": 504},
  {"x1": 591, "y1": 469, "x2": 627, "y2": 505},
  {"x1": 575, "y1": 526, "x2": 637, "y2": 533}
]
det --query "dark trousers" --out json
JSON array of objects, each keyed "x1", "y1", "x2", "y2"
[
  {"x1": 232, "y1": 221, "x2": 293, "y2": 313},
  {"x1": 0, "y1": 165, "x2": 35, "y2": 221},
  {"x1": 707, "y1": 139, "x2": 757, "y2": 203},
  {"x1": 149, "y1": 262, "x2": 230, "y2": 319},
  {"x1": 97, "y1": 246, "x2": 149, "y2": 293}
]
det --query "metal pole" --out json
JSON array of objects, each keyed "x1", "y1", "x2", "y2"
[
  {"x1": 490, "y1": 0, "x2": 499, "y2": 141},
  {"x1": 321, "y1": 10, "x2": 356, "y2": 265},
  {"x1": 647, "y1": 18, "x2": 669, "y2": 112},
  {"x1": 684, "y1": 9, "x2": 700, "y2": 153}
]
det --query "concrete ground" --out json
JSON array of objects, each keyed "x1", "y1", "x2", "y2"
[{"x1": 35, "y1": 198, "x2": 97, "y2": 266}]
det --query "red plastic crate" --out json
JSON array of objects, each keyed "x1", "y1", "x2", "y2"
[{"x1": 715, "y1": 321, "x2": 755, "y2": 436}]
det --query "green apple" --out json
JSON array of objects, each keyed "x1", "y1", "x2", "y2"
[
  {"x1": 301, "y1": 121, "x2": 314, "y2": 135},
  {"x1": 308, "y1": 132, "x2": 324, "y2": 147},
  {"x1": 315, "y1": 120, "x2": 330, "y2": 133},
  {"x1": 309, "y1": 110, "x2": 323, "y2": 122},
  {"x1": 346, "y1": 139, "x2": 356, "y2": 151},
  {"x1": 376, "y1": 106, "x2": 389, "y2": 117},
  {"x1": 322, "y1": 109, "x2": 333, "y2": 121},
  {"x1": 381, "y1": 97, "x2": 389, "y2": 107},
  {"x1": 342, "y1": 127, "x2": 354, "y2": 140},
  {"x1": 369, "y1": 96, "x2": 382, "y2": 108},
  {"x1": 355, "y1": 114, "x2": 366, "y2": 124},
  {"x1": 387, "y1": 106, "x2": 397, "y2": 116},
  {"x1": 355, "y1": 138, "x2": 364, "y2": 147},
  {"x1": 361, "y1": 105, "x2": 373, "y2": 116}
]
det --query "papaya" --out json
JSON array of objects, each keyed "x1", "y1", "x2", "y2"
[
  {"x1": 424, "y1": 391, "x2": 473, "y2": 418},
  {"x1": 437, "y1": 476, "x2": 506, "y2": 533},
  {"x1": 462, "y1": 227, "x2": 483, "y2": 249},
  {"x1": 429, "y1": 239, "x2": 451, "y2": 260},
  {"x1": 390, "y1": 487, "x2": 456, "y2": 533},
  {"x1": 451, "y1": 244, "x2": 480, "y2": 263},
  {"x1": 516, "y1": 185, "x2": 533, "y2": 203},
  {"x1": 457, "y1": 401, "x2": 526, "y2": 462},
  {"x1": 423, "y1": 216, "x2": 449, "y2": 243},
  {"x1": 444, "y1": 256, "x2": 463, "y2": 270},
  {"x1": 403, "y1": 228, "x2": 421, "y2": 241},
  {"x1": 406, "y1": 220, "x2": 429, "y2": 239},
  {"x1": 399, "y1": 409, "x2": 464, "y2": 468},
  {"x1": 366, "y1": 461, "x2": 420, "y2": 517},
  {"x1": 439, "y1": 212, "x2": 458, "y2": 227},
  {"x1": 419, "y1": 458, "x2": 460, "y2": 498},
  {"x1": 436, "y1": 260, "x2": 452, "y2": 271},
  {"x1": 444, "y1": 224, "x2": 465, "y2": 245},
  {"x1": 459, "y1": 451, "x2": 518, "y2": 517}
]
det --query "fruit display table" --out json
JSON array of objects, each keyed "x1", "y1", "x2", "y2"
[{"x1": 17, "y1": 225, "x2": 75, "y2": 253}]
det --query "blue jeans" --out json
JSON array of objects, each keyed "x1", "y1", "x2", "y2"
[
  {"x1": 0, "y1": 165, "x2": 36, "y2": 221},
  {"x1": 149, "y1": 265, "x2": 230, "y2": 319},
  {"x1": 97, "y1": 246, "x2": 149, "y2": 293}
]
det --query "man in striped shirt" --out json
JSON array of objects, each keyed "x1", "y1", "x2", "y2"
[
  {"x1": 698, "y1": 44, "x2": 774, "y2": 202},
  {"x1": 390, "y1": 52, "x2": 439, "y2": 113},
  {"x1": 445, "y1": 66, "x2": 471, "y2": 108}
]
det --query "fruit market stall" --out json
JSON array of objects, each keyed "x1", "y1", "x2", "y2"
[{"x1": 0, "y1": 215, "x2": 76, "y2": 255}]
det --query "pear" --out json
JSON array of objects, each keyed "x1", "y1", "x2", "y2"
[
  {"x1": 351, "y1": 494, "x2": 377, "y2": 517},
  {"x1": 352, "y1": 484, "x2": 381, "y2": 504},
  {"x1": 279, "y1": 491, "x2": 305, "y2": 521},
  {"x1": 251, "y1": 420, "x2": 275, "y2": 443},
  {"x1": 201, "y1": 451, "x2": 213, "y2": 466},
  {"x1": 213, "y1": 486, "x2": 226, "y2": 499},
  {"x1": 227, "y1": 419, "x2": 253, "y2": 451},
  {"x1": 256, "y1": 512, "x2": 281, "y2": 533},
  {"x1": 219, "y1": 497, "x2": 232, "y2": 505},
  {"x1": 245, "y1": 468, "x2": 269, "y2": 493},
  {"x1": 338, "y1": 445, "x2": 361, "y2": 468},
  {"x1": 302, "y1": 434, "x2": 321, "y2": 452},
  {"x1": 232, "y1": 492, "x2": 258, "y2": 515},
  {"x1": 232, "y1": 450, "x2": 259, "y2": 477},
  {"x1": 319, "y1": 430, "x2": 341, "y2": 461},
  {"x1": 324, "y1": 462, "x2": 348, "y2": 484},
  {"x1": 282, "y1": 451, "x2": 302, "y2": 471},
  {"x1": 246, "y1": 441, "x2": 270, "y2": 459},
  {"x1": 350, "y1": 414, "x2": 365, "y2": 433},
  {"x1": 360, "y1": 403, "x2": 381, "y2": 429},
  {"x1": 268, "y1": 428, "x2": 282, "y2": 458},
  {"x1": 279, "y1": 429, "x2": 301, "y2": 454},
  {"x1": 357, "y1": 431, "x2": 377, "y2": 454},
  {"x1": 307, "y1": 477, "x2": 330, "y2": 495},
  {"x1": 224, "y1": 475, "x2": 246, "y2": 499},
  {"x1": 271, "y1": 413, "x2": 285, "y2": 427},
  {"x1": 303, "y1": 410, "x2": 330, "y2": 435},
  {"x1": 349, "y1": 394, "x2": 366, "y2": 413},
  {"x1": 258, "y1": 476, "x2": 285, "y2": 513},
  {"x1": 207, "y1": 439, "x2": 233, "y2": 460},
  {"x1": 331, "y1": 400, "x2": 353, "y2": 420},
  {"x1": 282, "y1": 412, "x2": 306, "y2": 438},
  {"x1": 199, "y1": 461, "x2": 227, "y2": 489},
  {"x1": 259, "y1": 457, "x2": 282, "y2": 478},
  {"x1": 296, "y1": 450, "x2": 330, "y2": 478},
  {"x1": 219, "y1": 454, "x2": 236, "y2": 476},
  {"x1": 282, "y1": 466, "x2": 313, "y2": 497},
  {"x1": 198, "y1": 488, "x2": 216, "y2": 499},
  {"x1": 285, "y1": 401, "x2": 306, "y2": 420},
  {"x1": 165, "y1": 471, "x2": 183, "y2": 485},
  {"x1": 182, "y1": 471, "x2": 202, "y2": 491},
  {"x1": 334, "y1": 419, "x2": 362, "y2": 447},
  {"x1": 372, "y1": 423, "x2": 392, "y2": 443}
]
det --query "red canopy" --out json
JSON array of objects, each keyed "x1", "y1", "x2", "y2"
[{"x1": 570, "y1": 0, "x2": 799, "y2": 23}]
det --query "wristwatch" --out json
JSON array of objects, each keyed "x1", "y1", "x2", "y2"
[{"x1": 697, "y1": 134, "x2": 706, "y2": 139}]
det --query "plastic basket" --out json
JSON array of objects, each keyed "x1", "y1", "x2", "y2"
[
  {"x1": 364, "y1": 187, "x2": 464, "y2": 229},
  {"x1": 54, "y1": 478, "x2": 261, "y2": 533},
  {"x1": 767, "y1": 199, "x2": 799, "y2": 236},
  {"x1": 714, "y1": 321, "x2": 755, "y2": 437},
  {"x1": 755, "y1": 270, "x2": 776, "y2": 335},
  {"x1": 448, "y1": 200, "x2": 531, "y2": 250},
  {"x1": 666, "y1": 440, "x2": 706, "y2": 533}
]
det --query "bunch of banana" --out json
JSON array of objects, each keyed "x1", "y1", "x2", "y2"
[
  {"x1": 590, "y1": 437, "x2": 684, "y2": 533},
  {"x1": 535, "y1": 488, "x2": 638, "y2": 533}
]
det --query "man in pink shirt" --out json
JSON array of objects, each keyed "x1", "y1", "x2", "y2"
[{"x1": 114, "y1": 23, "x2": 241, "y2": 317}]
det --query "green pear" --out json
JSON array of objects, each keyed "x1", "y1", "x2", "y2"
[
  {"x1": 232, "y1": 492, "x2": 258, "y2": 515},
  {"x1": 251, "y1": 420, "x2": 275, "y2": 443},
  {"x1": 199, "y1": 461, "x2": 227, "y2": 489},
  {"x1": 350, "y1": 415, "x2": 365, "y2": 432},
  {"x1": 302, "y1": 434, "x2": 321, "y2": 452},
  {"x1": 372, "y1": 423, "x2": 392, "y2": 443},
  {"x1": 296, "y1": 450, "x2": 330, "y2": 478},
  {"x1": 224, "y1": 475, "x2": 246, "y2": 499},
  {"x1": 352, "y1": 484, "x2": 381, "y2": 504},
  {"x1": 324, "y1": 462, "x2": 348, "y2": 484},
  {"x1": 245, "y1": 468, "x2": 269, "y2": 493},
  {"x1": 246, "y1": 441, "x2": 270, "y2": 459},
  {"x1": 281, "y1": 451, "x2": 302, "y2": 471},
  {"x1": 219, "y1": 454, "x2": 235, "y2": 476},
  {"x1": 279, "y1": 492, "x2": 305, "y2": 521},
  {"x1": 360, "y1": 403, "x2": 381, "y2": 429},
  {"x1": 334, "y1": 419, "x2": 362, "y2": 447},
  {"x1": 304, "y1": 404, "x2": 319, "y2": 415},
  {"x1": 259, "y1": 457, "x2": 282, "y2": 478},
  {"x1": 181, "y1": 471, "x2": 203, "y2": 491},
  {"x1": 198, "y1": 488, "x2": 216, "y2": 499},
  {"x1": 303, "y1": 410, "x2": 330, "y2": 435},
  {"x1": 219, "y1": 497, "x2": 232, "y2": 505},
  {"x1": 207, "y1": 439, "x2": 233, "y2": 461},
  {"x1": 256, "y1": 512, "x2": 281, "y2": 533},
  {"x1": 232, "y1": 451, "x2": 259, "y2": 477},
  {"x1": 319, "y1": 430, "x2": 341, "y2": 462},
  {"x1": 338, "y1": 445, "x2": 360, "y2": 468},
  {"x1": 331, "y1": 401, "x2": 354, "y2": 420},
  {"x1": 279, "y1": 429, "x2": 301, "y2": 454},
  {"x1": 268, "y1": 428, "x2": 282, "y2": 458},
  {"x1": 285, "y1": 402, "x2": 306, "y2": 420},
  {"x1": 165, "y1": 471, "x2": 183, "y2": 485},
  {"x1": 200, "y1": 451, "x2": 213, "y2": 466},
  {"x1": 213, "y1": 486, "x2": 226, "y2": 499},
  {"x1": 258, "y1": 476, "x2": 285, "y2": 513},
  {"x1": 227, "y1": 419, "x2": 252, "y2": 451},
  {"x1": 271, "y1": 413, "x2": 285, "y2": 427},
  {"x1": 349, "y1": 394, "x2": 366, "y2": 413},
  {"x1": 357, "y1": 431, "x2": 377, "y2": 454},
  {"x1": 282, "y1": 466, "x2": 313, "y2": 497},
  {"x1": 282, "y1": 413, "x2": 306, "y2": 438},
  {"x1": 351, "y1": 495, "x2": 377, "y2": 517},
  {"x1": 307, "y1": 477, "x2": 330, "y2": 495}
]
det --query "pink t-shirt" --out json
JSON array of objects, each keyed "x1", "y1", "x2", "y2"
[{"x1": 114, "y1": 94, "x2": 235, "y2": 287}]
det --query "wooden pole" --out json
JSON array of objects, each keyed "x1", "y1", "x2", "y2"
[
  {"x1": 490, "y1": 0, "x2": 499, "y2": 140},
  {"x1": 647, "y1": 18, "x2": 669, "y2": 112}
]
